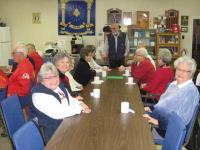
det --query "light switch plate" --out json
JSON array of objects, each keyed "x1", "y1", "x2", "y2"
[{"x1": 32, "y1": 13, "x2": 41, "y2": 24}]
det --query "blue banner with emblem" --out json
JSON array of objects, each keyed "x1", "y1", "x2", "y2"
[{"x1": 58, "y1": 0, "x2": 95, "y2": 36}]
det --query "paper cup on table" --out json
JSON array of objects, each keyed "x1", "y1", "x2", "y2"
[
  {"x1": 102, "y1": 70, "x2": 107, "y2": 77},
  {"x1": 93, "y1": 89, "x2": 100, "y2": 98},
  {"x1": 94, "y1": 76, "x2": 100, "y2": 82},
  {"x1": 121, "y1": 102, "x2": 130, "y2": 113},
  {"x1": 121, "y1": 101, "x2": 135, "y2": 113},
  {"x1": 128, "y1": 77, "x2": 133, "y2": 84}
]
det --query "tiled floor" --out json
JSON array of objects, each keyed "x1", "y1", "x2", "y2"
[{"x1": 0, "y1": 128, "x2": 12, "y2": 150}]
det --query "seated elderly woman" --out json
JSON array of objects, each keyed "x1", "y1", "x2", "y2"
[
  {"x1": 73, "y1": 46, "x2": 96, "y2": 86},
  {"x1": 29, "y1": 62, "x2": 91, "y2": 143},
  {"x1": 141, "y1": 48, "x2": 174, "y2": 100},
  {"x1": 130, "y1": 47, "x2": 155, "y2": 84},
  {"x1": 86, "y1": 45, "x2": 110, "y2": 72},
  {"x1": 143, "y1": 56, "x2": 200, "y2": 137},
  {"x1": 53, "y1": 51, "x2": 83, "y2": 99},
  {"x1": 65, "y1": 56, "x2": 83, "y2": 92}
]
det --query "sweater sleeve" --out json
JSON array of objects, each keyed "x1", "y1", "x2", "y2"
[
  {"x1": 143, "y1": 71, "x2": 161, "y2": 92},
  {"x1": 131, "y1": 61, "x2": 151, "y2": 82}
]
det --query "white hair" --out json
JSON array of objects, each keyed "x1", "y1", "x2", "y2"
[
  {"x1": 14, "y1": 42, "x2": 28, "y2": 56},
  {"x1": 38, "y1": 62, "x2": 58, "y2": 82},
  {"x1": 135, "y1": 47, "x2": 148, "y2": 58},
  {"x1": 174, "y1": 56, "x2": 197, "y2": 77},
  {"x1": 158, "y1": 48, "x2": 172, "y2": 65}
]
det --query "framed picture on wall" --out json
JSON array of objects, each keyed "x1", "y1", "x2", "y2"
[
  {"x1": 181, "y1": 16, "x2": 189, "y2": 26},
  {"x1": 181, "y1": 26, "x2": 188, "y2": 32},
  {"x1": 107, "y1": 8, "x2": 122, "y2": 24},
  {"x1": 136, "y1": 11, "x2": 149, "y2": 29},
  {"x1": 123, "y1": 12, "x2": 132, "y2": 25}
]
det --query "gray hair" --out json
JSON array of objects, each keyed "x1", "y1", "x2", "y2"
[
  {"x1": 174, "y1": 56, "x2": 197, "y2": 77},
  {"x1": 53, "y1": 51, "x2": 69, "y2": 65},
  {"x1": 80, "y1": 46, "x2": 94, "y2": 59},
  {"x1": 158, "y1": 48, "x2": 172, "y2": 65},
  {"x1": 135, "y1": 47, "x2": 148, "y2": 58},
  {"x1": 38, "y1": 62, "x2": 58, "y2": 82},
  {"x1": 14, "y1": 42, "x2": 28, "y2": 56},
  {"x1": 85, "y1": 45, "x2": 96, "y2": 53},
  {"x1": 26, "y1": 43, "x2": 36, "y2": 49}
]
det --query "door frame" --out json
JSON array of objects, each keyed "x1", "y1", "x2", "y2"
[{"x1": 190, "y1": 16, "x2": 200, "y2": 57}]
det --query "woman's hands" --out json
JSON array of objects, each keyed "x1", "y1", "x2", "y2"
[
  {"x1": 143, "y1": 114, "x2": 159, "y2": 126},
  {"x1": 79, "y1": 101, "x2": 91, "y2": 114}
]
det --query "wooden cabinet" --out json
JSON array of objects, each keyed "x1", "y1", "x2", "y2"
[
  {"x1": 156, "y1": 32, "x2": 180, "y2": 59},
  {"x1": 127, "y1": 25, "x2": 156, "y2": 59}
]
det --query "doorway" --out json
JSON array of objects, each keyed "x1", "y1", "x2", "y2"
[{"x1": 192, "y1": 19, "x2": 200, "y2": 70}]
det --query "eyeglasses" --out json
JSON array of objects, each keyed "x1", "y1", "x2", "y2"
[
  {"x1": 176, "y1": 68, "x2": 191, "y2": 73},
  {"x1": 134, "y1": 54, "x2": 142, "y2": 57},
  {"x1": 12, "y1": 51, "x2": 21, "y2": 55},
  {"x1": 43, "y1": 75, "x2": 58, "y2": 80}
]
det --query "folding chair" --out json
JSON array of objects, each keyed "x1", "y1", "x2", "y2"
[
  {"x1": 183, "y1": 104, "x2": 200, "y2": 148},
  {"x1": 0, "y1": 95, "x2": 25, "y2": 139},
  {"x1": 0, "y1": 88, "x2": 7, "y2": 137},
  {"x1": 13, "y1": 121, "x2": 44, "y2": 150},
  {"x1": 0, "y1": 88, "x2": 7, "y2": 102},
  {"x1": 153, "y1": 112, "x2": 186, "y2": 150}
]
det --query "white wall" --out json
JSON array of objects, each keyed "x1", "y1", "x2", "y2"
[{"x1": 0, "y1": 0, "x2": 200, "y2": 55}]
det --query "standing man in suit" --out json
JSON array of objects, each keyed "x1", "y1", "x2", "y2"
[{"x1": 104, "y1": 23, "x2": 129, "y2": 68}]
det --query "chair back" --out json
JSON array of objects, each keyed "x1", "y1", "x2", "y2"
[
  {"x1": 0, "y1": 88, "x2": 7, "y2": 102},
  {"x1": 0, "y1": 95, "x2": 25, "y2": 138},
  {"x1": 13, "y1": 121, "x2": 44, "y2": 150},
  {"x1": 162, "y1": 112, "x2": 186, "y2": 150},
  {"x1": 184, "y1": 103, "x2": 199, "y2": 145}
]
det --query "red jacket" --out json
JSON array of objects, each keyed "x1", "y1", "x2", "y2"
[
  {"x1": 131, "y1": 58, "x2": 155, "y2": 84},
  {"x1": 28, "y1": 51, "x2": 43, "y2": 76},
  {"x1": 7, "y1": 58, "x2": 35, "y2": 97},
  {"x1": 143, "y1": 67, "x2": 174, "y2": 97},
  {"x1": 0, "y1": 69, "x2": 8, "y2": 88}
]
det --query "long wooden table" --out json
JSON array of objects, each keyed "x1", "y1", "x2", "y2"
[{"x1": 45, "y1": 71, "x2": 156, "y2": 150}]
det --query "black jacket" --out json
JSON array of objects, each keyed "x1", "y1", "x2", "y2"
[{"x1": 73, "y1": 58, "x2": 96, "y2": 86}]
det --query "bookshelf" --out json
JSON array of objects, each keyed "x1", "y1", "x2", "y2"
[
  {"x1": 127, "y1": 26, "x2": 156, "y2": 59},
  {"x1": 156, "y1": 32, "x2": 180, "y2": 59}
]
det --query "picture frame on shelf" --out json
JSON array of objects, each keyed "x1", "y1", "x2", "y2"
[{"x1": 181, "y1": 26, "x2": 188, "y2": 32}]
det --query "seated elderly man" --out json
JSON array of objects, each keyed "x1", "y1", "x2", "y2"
[
  {"x1": 131, "y1": 47, "x2": 155, "y2": 84},
  {"x1": 143, "y1": 56, "x2": 200, "y2": 137},
  {"x1": 141, "y1": 48, "x2": 174, "y2": 100},
  {"x1": 26, "y1": 43, "x2": 43, "y2": 77},
  {"x1": 7, "y1": 43, "x2": 35, "y2": 98},
  {"x1": 30, "y1": 62, "x2": 91, "y2": 143}
]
